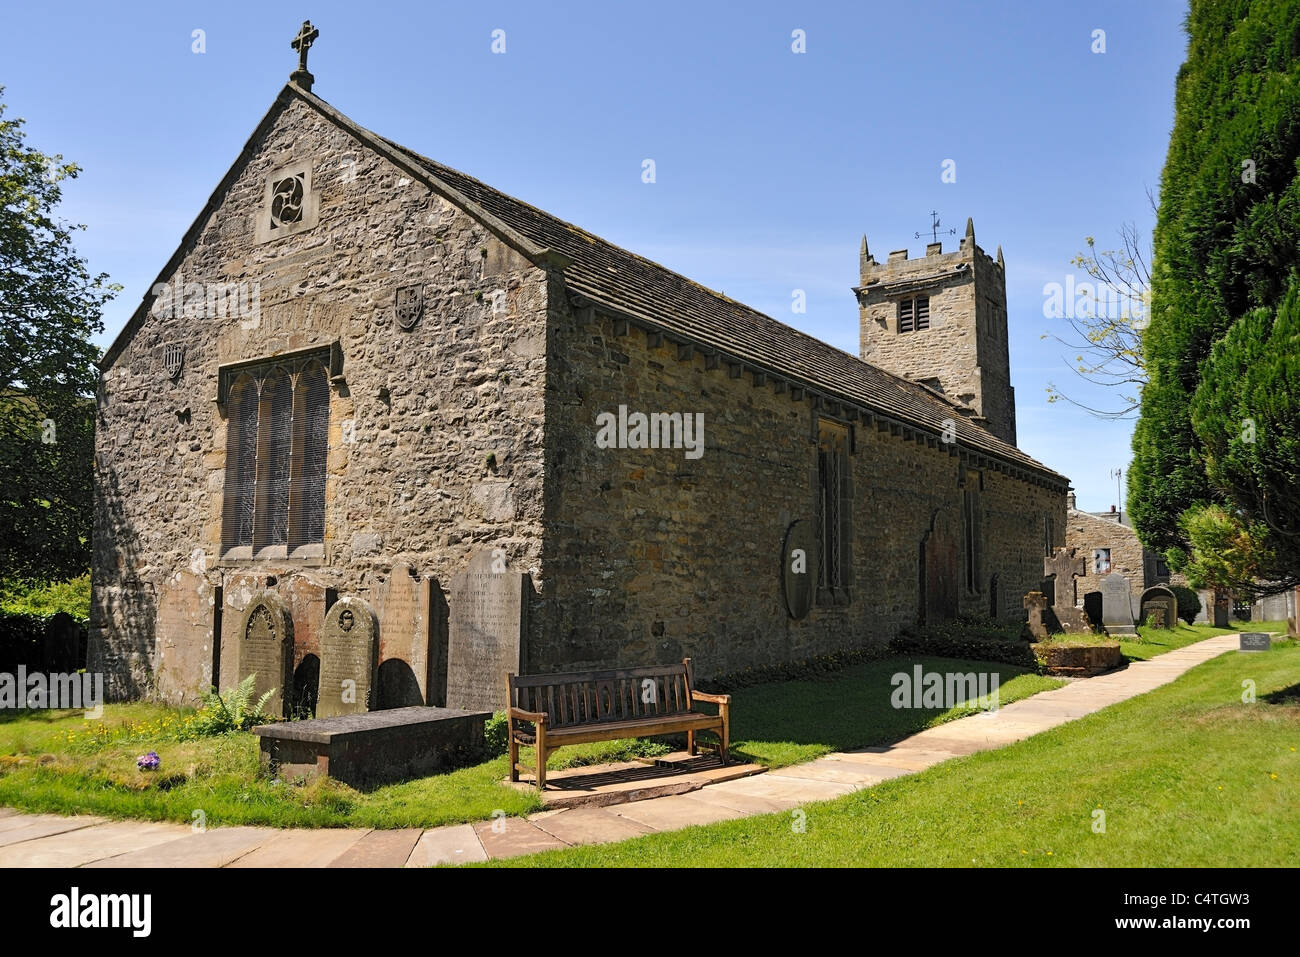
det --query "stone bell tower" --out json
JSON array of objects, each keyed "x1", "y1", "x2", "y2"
[{"x1": 854, "y1": 218, "x2": 1017, "y2": 445}]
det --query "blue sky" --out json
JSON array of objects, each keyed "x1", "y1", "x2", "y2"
[{"x1": 1, "y1": 0, "x2": 1188, "y2": 509}]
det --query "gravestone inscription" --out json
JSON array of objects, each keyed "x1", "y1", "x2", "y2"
[
  {"x1": 317, "y1": 597, "x2": 379, "y2": 718},
  {"x1": 1239, "y1": 632, "x2": 1271, "y2": 652},
  {"x1": 1100, "y1": 572, "x2": 1137, "y2": 637},
  {"x1": 446, "y1": 549, "x2": 529, "y2": 712},
  {"x1": 237, "y1": 592, "x2": 294, "y2": 719}
]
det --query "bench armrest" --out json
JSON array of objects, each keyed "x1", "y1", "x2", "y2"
[
  {"x1": 690, "y1": 691, "x2": 730, "y2": 705},
  {"x1": 509, "y1": 706, "x2": 549, "y2": 725}
]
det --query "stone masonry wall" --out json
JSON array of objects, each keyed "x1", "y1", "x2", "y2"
[
  {"x1": 535, "y1": 301, "x2": 1066, "y2": 679},
  {"x1": 1066, "y1": 509, "x2": 1147, "y2": 604},
  {"x1": 91, "y1": 95, "x2": 549, "y2": 700}
]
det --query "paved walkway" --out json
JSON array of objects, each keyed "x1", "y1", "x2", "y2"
[{"x1": 0, "y1": 634, "x2": 1247, "y2": 867}]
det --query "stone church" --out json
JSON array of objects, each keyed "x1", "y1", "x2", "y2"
[{"x1": 90, "y1": 30, "x2": 1070, "y2": 707}]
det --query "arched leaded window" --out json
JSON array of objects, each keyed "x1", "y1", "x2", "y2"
[
  {"x1": 221, "y1": 375, "x2": 259, "y2": 552},
  {"x1": 290, "y1": 361, "x2": 329, "y2": 549},
  {"x1": 220, "y1": 351, "x2": 331, "y2": 559},
  {"x1": 255, "y1": 367, "x2": 294, "y2": 548}
]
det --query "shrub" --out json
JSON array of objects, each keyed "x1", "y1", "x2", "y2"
[
  {"x1": 1168, "y1": 585, "x2": 1201, "y2": 625},
  {"x1": 0, "y1": 574, "x2": 91, "y2": 621},
  {"x1": 483, "y1": 710, "x2": 509, "y2": 757},
  {"x1": 892, "y1": 615, "x2": 1037, "y2": 669},
  {"x1": 179, "y1": 675, "x2": 275, "y2": 739}
]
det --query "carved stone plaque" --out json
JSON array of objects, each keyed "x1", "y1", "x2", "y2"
[
  {"x1": 781, "y1": 520, "x2": 816, "y2": 621},
  {"x1": 395, "y1": 284, "x2": 424, "y2": 330}
]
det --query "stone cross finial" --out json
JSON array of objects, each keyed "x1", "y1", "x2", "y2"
[{"x1": 290, "y1": 21, "x2": 320, "y2": 91}]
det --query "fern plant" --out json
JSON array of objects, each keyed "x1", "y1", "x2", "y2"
[{"x1": 179, "y1": 674, "x2": 276, "y2": 739}]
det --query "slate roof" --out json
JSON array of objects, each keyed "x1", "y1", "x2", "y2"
[
  {"x1": 381, "y1": 137, "x2": 1065, "y2": 485},
  {"x1": 102, "y1": 83, "x2": 1067, "y2": 487}
]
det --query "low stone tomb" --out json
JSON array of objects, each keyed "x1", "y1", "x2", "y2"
[{"x1": 252, "y1": 706, "x2": 491, "y2": 789}]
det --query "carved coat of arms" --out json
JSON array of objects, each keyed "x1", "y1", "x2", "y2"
[
  {"x1": 163, "y1": 343, "x2": 185, "y2": 379},
  {"x1": 395, "y1": 284, "x2": 424, "y2": 330}
]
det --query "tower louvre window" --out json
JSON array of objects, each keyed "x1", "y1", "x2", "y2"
[{"x1": 897, "y1": 296, "x2": 930, "y2": 333}]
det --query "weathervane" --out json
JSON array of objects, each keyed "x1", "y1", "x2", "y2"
[
  {"x1": 914, "y1": 211, "x2": 956, "y2": 244},
  {"x1": 290, "y1": 20, "x2": 320, "y2": 92}
]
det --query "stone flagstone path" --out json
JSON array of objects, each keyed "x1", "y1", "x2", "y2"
[{"x1": 0, "y1": 634, "x2": 1250, "y2": 867}]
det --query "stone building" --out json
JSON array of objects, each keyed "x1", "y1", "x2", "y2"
[{"x1": 90, "y1": 44, "x2": 1070, "y2": 706}]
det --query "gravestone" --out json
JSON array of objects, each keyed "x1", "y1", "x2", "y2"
[
  {"x1": 1213, "y1": 590, "x2": 1230, "y2": 628},
  {"x1": 1100, "y1": 572, "x2": 1137, "y2": 637},
  {"x1": 1023, "y1": 591, "x2": 1050, "y2": 640},
  {"x1": 153, "y1": 569, "x2": 217, "y2": 706},
  {"x1": 1239, "y1": 632, "x2": 1271, "y2": 652},
  {"x1": 781, "y1": 520, "x2": 816, "y2": 621},
  {"x1": 446, "y1": 549, "x2": 530, "y2": 712},
  {"x1": 1139, "y1": 586, "x2": 1178, "y2": 631},
  {"x1": 920, "y1": 511, "x2": 958, "y2": 626},
  {"x1": 219, "y1": 574, "x2": 266, "y2": 692},
  {"x1": 237, "y1": 592, "x2": 294, "y2": 719},
  {"x1": 1044, "y1": 546, "x2": 1093, "y2": 633},
  {"x1": 376, "y1": 564, "x2": 446, "y2": 708},
  {"x1": 316, "y1": 597, "x2": 379, "y2": 718},
  {"x1": 284, "y1": 574, "x2": 333, "y2": 718}
]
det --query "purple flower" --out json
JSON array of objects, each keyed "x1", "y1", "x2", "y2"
[{"x1": 137, "y1": 751, "x2": 161, "y2": 771}]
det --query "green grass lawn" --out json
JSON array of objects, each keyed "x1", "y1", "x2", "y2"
[
  {"x1": 1120, "y1": 619, "x2": 1287, "y2": 661},
  {"x1": 0, "y1": 656, "x2": 1056, "y2": 829},
  {"x1": 486, "y1": 639, "x2": 1300, "y2": 867}
]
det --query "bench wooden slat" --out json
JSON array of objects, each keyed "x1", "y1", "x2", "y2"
[
  {"x1": 506, "y1": 658, "x2": 731, "y2": 788},
  {"x1": 510, "y1": 663, "x2": 688, "y2": 688}
]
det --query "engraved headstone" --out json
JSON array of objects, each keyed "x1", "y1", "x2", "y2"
[
  {"x1": 1100, "y1": 572, "x2": 1137, "y2": 637},
  {"x1": 1213, "y1": 590, "x2": 1230, "y2": 628},
  {"x1": 237, "y1": 593, "x2": 294, "y2": 719},
  {"x1": 1239, "y1": 632, "x2": 1271, "y2": 652},
  {"x1": 1044, "y1": 546, "x2": 1093, "y2": 633},
  {"x1": 376, "y1": 564, "x2": 446, "y2": 708},
  {"x1": 781, "y1": 520, "x2": 816, "y2": 621},
  {"x1": 317, "y1": 597, "x2": 379, "y2": 718},
  {"x1": 1139, "y1": 586, "x2": 1178, "y2": 632},
  {"x1": 446, "y1": 549, "x2": 529, "y2": 712}
]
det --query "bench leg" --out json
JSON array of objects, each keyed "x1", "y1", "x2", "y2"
[
  {"x1": 719, "y1": 714, "x2": 730, "y2": 765},
  {"x1": 508, "y1": 728, "x2": 519, "y2": 783},
  {"x1": 535, "y1": 725, "x2": 547, "y2": 790},
  {"x1": 687, "y1": 730, "x2": 696, "y2": 756}
]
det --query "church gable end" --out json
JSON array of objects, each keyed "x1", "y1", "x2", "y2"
[{"x1": 91, "y1": 90, "x2": 550, "y2": 700}]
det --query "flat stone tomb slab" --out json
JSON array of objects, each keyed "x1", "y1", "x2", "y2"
[{"x1": 253, "y1": 705, "x2": 491, "y2": 790}]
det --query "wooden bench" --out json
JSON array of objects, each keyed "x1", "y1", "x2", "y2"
[{"x1": 505, "y1": 658, "x2": 730, "y2": 789}]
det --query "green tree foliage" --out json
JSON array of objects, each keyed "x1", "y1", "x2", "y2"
[
  {"x1": 0, "y1": 87, "x2": 117, "y2": 582},
  {"x1": 1131, "y1": 0, "x2": 1300, "y2": 593},
  {"x1": 1168, "y1": 504, "x2": 1275, "y2": 597}
]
